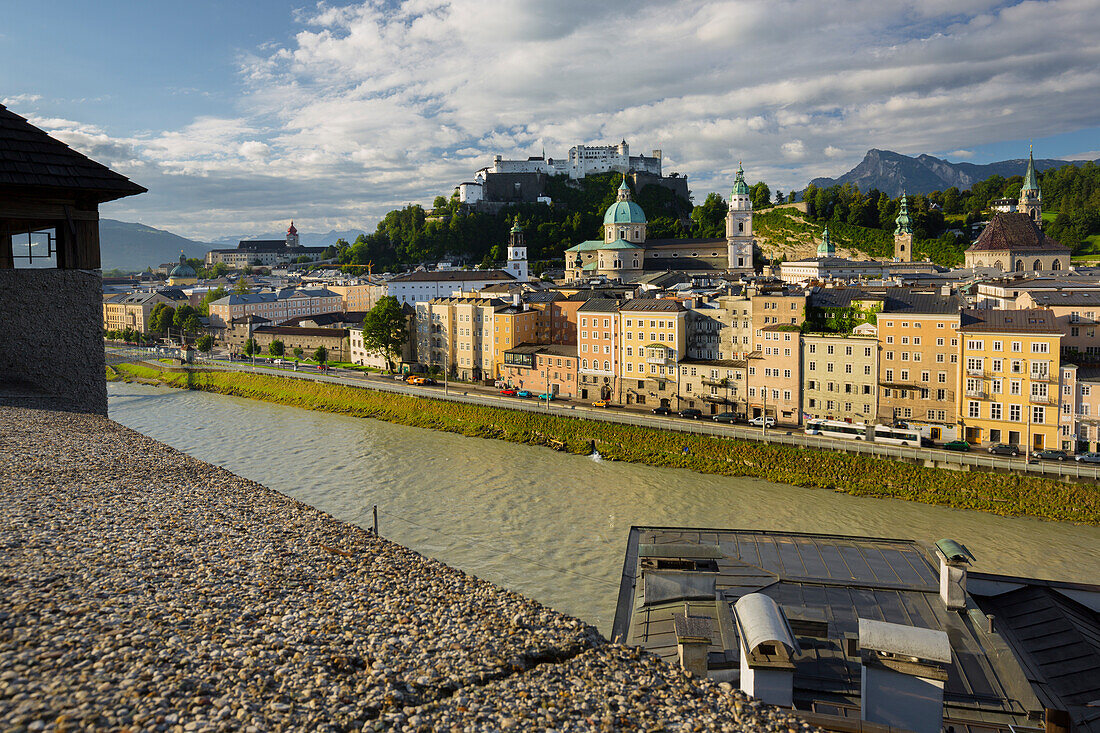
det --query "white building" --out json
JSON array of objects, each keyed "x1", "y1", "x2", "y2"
[
  {"x1": 386, "y1": 270, "x2": 517, "y2": 306},
  {"x1": 207, "y1": 287, "x2": 343, "y2": 330},
  {"x1": 471, "y1": 139, "x2": 663, "y2": 185}
]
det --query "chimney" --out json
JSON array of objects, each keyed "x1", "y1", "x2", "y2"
[
  {"x1": 934, "y1": 539, "x2": 974, "y2": 611},
  {"x1": 734, "y1": 594, "x2": 799, "y2": 708},
  {"x1": 674, "y1": 608, "x2": 712, "y2": 678},
  {"x1": 859, "y1": 618, "x2": 951, "y2": 733},
  {"x1": 512, "y1": 293, "x2": 520, "y2": 307}
]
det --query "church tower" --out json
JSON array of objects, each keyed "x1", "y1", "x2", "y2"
[
  {"x1": 286, "y1": 221, "x2": 299, "y2": 249},
  {"x1": 725, "y1": 162, "x2": 754, "y2": 273},
  {"x1": 817, "y1": 225, "x2": 835, "y2": 258},
  {"x1": 506, "y1": 219, "x2": 529, "y2": 282},
  {"x1": 1018, "y1": 146, "x2": 1042, "y2": 227},
  {"x1": 893, "y1": 195, "x2": 913, "y2": 262}
]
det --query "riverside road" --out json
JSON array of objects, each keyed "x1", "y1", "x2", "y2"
[{"x1": 106, "y1": 345, "x2": 1100, "y2": 482}]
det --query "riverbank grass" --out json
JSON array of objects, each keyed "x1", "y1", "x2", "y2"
[{"x1": 111, "y1": 363, "x2": 1100, "y2": 524}]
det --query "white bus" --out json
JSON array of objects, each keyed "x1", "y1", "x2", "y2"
[
  {"x1": 805, "y1": 419, "x2": 868, "y2": 441},
  {"x1": 871, "y1": 424, "x2": 922, "y2": 447}
]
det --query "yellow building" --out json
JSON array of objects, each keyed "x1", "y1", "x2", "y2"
[
  {"x1": 491, "y1": 305, "x2": 539, "y2": 379},
  {"x1": 957, "y1": 309, "x2": 1063, "y2": 451},
  {"x1": 618, "y1": 299, "x2": 687, "y2": 408},
  {"x1": 415, "y1": 296, "x2": 503, "y2": 382},
  {"x1": 102, "y1": 290, "x2": 186, "y2": 334}
]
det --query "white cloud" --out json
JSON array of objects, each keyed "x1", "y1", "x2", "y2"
[
  {"x1": 948, "y1": 149, "x2": 975, "y2": 158},
  {"x1": 32, "y1": 0, "x2": 1100, "y2": 240}
]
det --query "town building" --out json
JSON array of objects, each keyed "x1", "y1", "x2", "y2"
[
  {"x1": 415, "y1": 297, "x2": 504, "y2": 382},
  {"x1": 328, "y1": 280, "x2": 387, "y2": 312},
  {"x1": 204, "y1": 223, "x2": 328, "y2": 268},
  {"x1": 101, "y1": 290, "x2": 188, "y2": 334},
  {"x1": 576, "y1": 299, "x2": 622, "y2": 402},
  {"x1": 801, "y1": 331, "x2": 880, "y2": 423},
  {"x1": 498, "y1": 344, "x2": 579, "y2": 398},
  {"x1": 876, "y1": 291, "x2": 964, "y2": 441},
  {"x1": 678, "y1": 358, "x2": 748, "y2": 416},
  {"x1": 249, "y1": 325, "x2": 349, "y2": 362},
  {"x1": 1016, "y1": 290, "x2": 1100, "y2": 357},
  {"x1": 963, "y1": 213, "x2": 1069, "y2": 273},
  {"x1": 348, "y1": 312, "x2": 417, "y2": 371},
  {"x1": 490, "y1": 303, "x2": 539, "y2": 379},
  {"x1": 387, "y1": 269, "x2": 517, "y2": 306},
  {"x1": 780, "y1": 224, "x2": 940, "y2": 284},
  {"x1": 618, "y1": 299, "x2": 688, "y2": 408},
  {"x1": 957, "y1": 309, "x2": 1063, "y2": 451},
  {"x1": 207, "y1": 288, "x2": 343, "y2": 331}
]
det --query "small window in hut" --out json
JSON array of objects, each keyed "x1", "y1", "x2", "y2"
[{"x1": 8, "y1": 228, "x2": 57, "y2": 268}]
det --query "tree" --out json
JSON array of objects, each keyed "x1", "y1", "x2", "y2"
[
  {"x1": 199, "y1": 286, "x2": 228, "y2": 315},
  {"x1": 153, "y1": 305, "x2": 176, "y2": 335},
  {"x1": 182, "y1": 313, "x2": 203, "y2": 335},
  {"x1": 174, "y1": 305, "x2": 198, "y2": 332},
  {"x1": 750, "y1": 182, "x2": 771, "y2": 210},
  {"x1": 774, "y1": 190, "x2": 784, "y2": 205},
  {"x1": 361, "y1": 296, "x2": 410, "y2": 371},
  {"x1": 293, "y1": 347, "x2": 303, "y2": 359},
  {"x1": 233, "y1": 278, "x2": 251, "y2": 295},
  {"x1": 196, "y1": 335, "x2": 214, "y2": 352},
  {"x1": 690, "y1": 192, "x2": 727, "y2": 238},
  {"x1": 268, "y1": 340, "x2": 285, "y2": 357},
  {"x1": 313, "y1": 345, "x2": 329, "y2": 364},
  {"x1": 243, "y1": 338, "x2": 258, "y2": 356}
]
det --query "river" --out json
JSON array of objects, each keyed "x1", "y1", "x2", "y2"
[{"x1": 107, "y1": 381, "x2": 1100, "y2": 633}]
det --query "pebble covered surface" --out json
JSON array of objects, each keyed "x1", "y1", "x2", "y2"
[{"x1": 0, "y1": 390, "x2": 814, "y2": 732}]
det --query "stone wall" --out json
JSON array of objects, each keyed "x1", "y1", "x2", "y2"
[{"x1": 0, "y1": 269, "x2": 106, "y2": 414}]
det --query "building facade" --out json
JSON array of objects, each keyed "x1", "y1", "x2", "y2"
[
  {"x1": 802, "y1": 332, "x2": 880, "y2": 424},
  {"x1": 576, "y1": 299, "x2": 622, "y2": 402},
  {"x1": 618, "y1": 299, "x2": 687, "y2": 408}
]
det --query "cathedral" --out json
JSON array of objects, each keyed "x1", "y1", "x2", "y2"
[{"x1": 565, "y1": 164, "x2": 757, "y2": 281}]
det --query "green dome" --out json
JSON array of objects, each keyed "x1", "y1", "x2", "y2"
[
  {"x1": 169, "y1": 254, "x2": 196, "y2": 278},
  {"x1": 731, "y1": 162, "x2": 750, "y2": 197},
  {"x1": 603, "y1": 200, "x2": 646, "y2": 225}
]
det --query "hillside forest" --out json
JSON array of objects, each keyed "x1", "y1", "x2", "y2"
[{"x1": 328, "y1": 162, "x2": 1100, "y2": 272}]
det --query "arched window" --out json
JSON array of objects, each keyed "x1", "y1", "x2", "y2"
[
  {"x1": 1053, "y1": 259, "x2": 1062, "y2": 271},
  {"x1": 1033, "y1": 259, "x2": 1042, "y2": 271},
  {"x1": 738, "y1": 221, "x2": 744, "y2": 232},
  {"x1": 604, "y1": 360, "x2": 610, "y2": 371},
  {"x1": 1015, "y1": 259, "x2": 1024, "y2": 272},
  {"x1": 619, "y1": 228, "x2": 625, "y2": 239},
  {"x1": 582, "y1": 359, "x2": 588, "y2": 369}
]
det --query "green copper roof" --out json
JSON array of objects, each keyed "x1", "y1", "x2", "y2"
[
  {"x1": 618, "y1": 175, "x2": 629, "y2": 191},
  {"x1": 582, "y1": 261, "x2": 598, "y2": 271},
  {"x1": 565, "y1": 239, "x2": 606, "y2": 253},
  {"x1": 894, "y1": 195, "x2": 912, "y2": 235},
  {"x1": 731, "y1": 162, "x2": 750, "y2": 197},
  {"x1": 599, "y1": 238, "x2": 643, "y2": 250},
  {"x1": 510, "y1": 219, "x2": 523, "y2": 234},
  {"x1": 1021, "y1": 147, "x2": 1040, "y2": 195},
  {"x1": 817, "y1": 225, "x2": 835, "y2": 257},
  {"x1": 169, "y1": 252, "x2": 196, "y2": 278},
  {"x1": 603, "y1": 200, "x2": 647, "y2": 225}
]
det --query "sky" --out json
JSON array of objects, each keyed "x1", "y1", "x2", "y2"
[{"x1": 3, "y1": 0, "x2": 1099, "y2": 241}]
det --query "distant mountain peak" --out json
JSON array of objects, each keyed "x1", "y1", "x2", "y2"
[{"x1": 810, "y1": 149, "x2": 1098, "y2": 197}]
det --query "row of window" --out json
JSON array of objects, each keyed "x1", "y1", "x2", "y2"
[
  {"x1": 967, "y1": 401, "x2": 1046, "y2": 424},
  {"x1": 807, "y1": 362, "x2": 874, "y2": 375}
]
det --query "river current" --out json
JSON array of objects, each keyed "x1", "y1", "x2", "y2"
[{"x1": 108, "y1": 381, "x2": 1100, "y2": 633}]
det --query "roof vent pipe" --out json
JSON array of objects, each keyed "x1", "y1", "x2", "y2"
[
  {"x1": 673, "y1": 606, "x2": 712, "y2": 678},
  {"x1": 734, "y1": 593, "x2": 799, "y2": 708},
  {"x1": 859, "y1": 618, "x2": 951, "y2": 733},
  {"x1": 935, "y1": 539, "x2": 975, "y2": 611}
]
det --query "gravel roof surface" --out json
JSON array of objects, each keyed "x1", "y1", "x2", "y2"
[{"x1": 0, "y1": 389, "x2": 813, "y2": 732}]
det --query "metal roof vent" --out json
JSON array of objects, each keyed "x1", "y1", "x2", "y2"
[
  {"x1": 734, "y1": 593, "x2": 800, "y2": 708},
  {"x1": 673, "y1": 608, "x2": 713, "y2": 678},
  {"x1": 935, "y1": 538, "x2": 975, "y2": 611},
  {"x1": 858, "y1": 618, "x2": 951, "y2": 733}
]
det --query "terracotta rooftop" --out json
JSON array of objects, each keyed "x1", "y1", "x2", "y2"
[{"x1": 968, "y1": 213, "x2": 1068, "y2": 253}]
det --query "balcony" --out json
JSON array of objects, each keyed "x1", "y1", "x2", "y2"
[
  {"x1": 1029, "y1": 394, "x2": 1054, "y2": 405},
  {"x1": 1030, "y1": 372, "x2": 1051, "y2": 382},
  {"x1": 965, "y1": 389, "x2": 987, "y2": 399},
  {"x1": 966, "y1": 366, "x2": 985, "y2": 377},
  {"x1": 701, "y1": 377, "x2": 728, "y2": 387},
  {"x1": 646, "y1": 357, "x2": 672, "y2": 365}
]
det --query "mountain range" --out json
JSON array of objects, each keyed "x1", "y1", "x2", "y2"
[
  {"x1": 809, "y1": 149, "x2": 1099, "y2": 197},
  {"x1": 98, "y1": 220, "x2": 366, "y2": 272}
]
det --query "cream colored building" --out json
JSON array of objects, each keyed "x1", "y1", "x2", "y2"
[
  {"x1": 801, "y1": 332, "x2": 880, "y2": 424},
  {"x1": 963, "y1": 213, "x2": 1070, "y2": 273},
  {"x1": 415, "y1": 296, "x2": 504, "y2": 382},
  {"x1": 102, "y1": 290, "x2": 187, "y2": 334}
]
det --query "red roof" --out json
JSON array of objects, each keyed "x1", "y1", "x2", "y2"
[{"x1": 288, "y1": 221, "x2": 297, "y2": 235}]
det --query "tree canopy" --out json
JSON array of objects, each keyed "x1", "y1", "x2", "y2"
[{"x1": 361, "y1": 296, "x2": 410, "y2": 370}]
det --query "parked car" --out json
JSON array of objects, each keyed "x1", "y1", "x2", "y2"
[
  {"x1": 713, "y1": 412, "x2": 738, "y2": 423},
  {"x1": 1076, "y1": 452, "x2": 1100, "y2": 464},
  {"x1": 987, "y1": 443, "x2": 1020, "y2": 456},
  {"x1": 394, "y1": 373, "x2": 407, "y2": 380},
  {"x1": 592, "y1": 399, "x2": 610, "y2": 408},
  {"x1": 537, "y1": 393, "x2": 555, "y2": 400},
  {"x1": 651, "y1": 406, "x2": 673, "y2": 415},
  {"x1": 1034, "y1": 449, "x2": 1068, "y2": 461},
  {"x1": 748, "y1": 416, "x2": 776, "y2": 428},
  {"x1": 500, "y1": 389, "x2": 517, "y2": 396},
  {"x1": 943, "y1": 439, "x2": 971, "y2": 452},
  {"x1": 420, "y1": 378, "x2": 437, "y2": 386},
  {"x1": 679, "y1": 409, "x2": 702, "y2": 419},
  {"x1": 516, "y1": 390, "x2": 532, "y2": 398}
]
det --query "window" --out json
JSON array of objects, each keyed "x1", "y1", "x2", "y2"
[
  {"x1": 936, "y1": 338, "x2": 944, "y2": 347},
  {"x1": 1032, "y1": 406, "x2": 1045, "y2": 425},
  {"x1": 1032, "y1": 342, "x2": 1050, "y2": 354},
  {"x1": 993, "y1": 340, "x2": 1002, "y2": 351},
  {"x1": 1012, "y1": 341, "x2": 1022, "y2": 352},
  {"x1": 1010, "y1": 380, "x2": 1021, "y2": 396},
  {"x1": 990, "y1": 403, "x2": 1002, "y2": 420},
  {"x1": 808, "y1": 361, "x2": 816, "y2": 371},
  {"x1": 968, "y1": 401, "x2": 980, "y2": 418},
  {"x1": 1009, "y1": 404, "x2": 1021, "y2": 422}
]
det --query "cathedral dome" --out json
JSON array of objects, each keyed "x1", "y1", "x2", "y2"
[
  {"x1": 603, "y1": 199, "x2": 647, "y2": 225},
  {"x1": 169, "y1": 253, "x2": 196, "y2": 279}
]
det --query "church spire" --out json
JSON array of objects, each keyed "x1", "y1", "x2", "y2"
[
  {"x1": 731, "y1": 161, "x2": 749, "y2": 197},
  {"x1": 616, "y1": 174, "x2": 632, "y2": 202},
  {"x1": 1018, "y1": 145, "x2": 1043, "y2": 226},
  {"x1": 817, "y1": 225, "x2": 835, "y2": 258},
  {"x1": 894, "y1": 194, "x2": 912, "y2": 235}
]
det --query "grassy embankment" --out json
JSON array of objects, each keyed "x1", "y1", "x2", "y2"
[{"x1": 107, "y1": 363, "x2": 1100, "y2": 524}]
